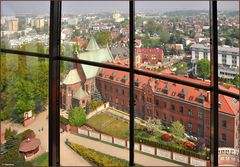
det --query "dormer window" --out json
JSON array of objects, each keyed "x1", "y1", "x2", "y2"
[
  {"x1": 121, "y1": 75, "x2": 128, "y2": 83},
  {"x1": 218, "y1": 101, "x2": 222, "y2": 108},
  {"x1": 162, "y1": 84, "x2": 170, "y2": 94},
  {"x1": 179, "y1": 88, "x2": 186, "y2": 99},
  {"x1": 99, "y1": 69, "x2": 105, "y2": 77},
  {"x1": 197, "y1": 93, "x2": 205, "y2": 104},
  {"x1": 135, "y1": 78, "x2": 141, "y2": 87},
  {"x1": 110, "y1": 72, "x2": 116, "y2": 80}
]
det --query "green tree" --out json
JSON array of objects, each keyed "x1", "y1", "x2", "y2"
[
  {"x1": 170, "y1": 121, "x2": 185, "y2": 138},
  {"x1": 174, "y1": 62, "x2": 188, "y2": 76},
  {"x1": 69, "y1": 107, "x2": 86, "y2": 126},
  {"x1": 95, "y1": 32, "x2": 111, "y2": 47},
  {"x1": 197, "y1": 59, "x2": 210, "y2": 80},
  {"x1": 232, "y1": 75, "x2": 240, "y2": 88},
  {"x1": 15, "y1": 79, "x2": 35, "y2": 123}
]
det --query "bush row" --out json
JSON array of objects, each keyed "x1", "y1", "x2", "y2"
[
  {"x1": 135, "y1": 136, "x2": 210, "y2": 160},
  {"x1": 66, "y1": 141, "x2": 129, "y2": 166}
]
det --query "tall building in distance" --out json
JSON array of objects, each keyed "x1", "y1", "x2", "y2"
[
  {"x1": 31, "y1": 17, "x2": 45, "y2": 30},
  {"x1": 112, "y1": 11, "x2": 125, "y2": 23},
  {"x1": 191, "y1": 44, "x2": 239, "y2": 79},
  {"x1": 8, "y1": 18, "x2": 19, "y2": 31}
]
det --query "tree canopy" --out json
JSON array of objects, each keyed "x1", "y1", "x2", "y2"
[
  {"x1": 69, "y1": 107, "x2": 87, "y2": 126},
  {"x1": 170, "y1": 121, "x2": 185, "y2": 138},
  {"x1": 197, "y1": 59, "x2": 210, "y2": 80}
]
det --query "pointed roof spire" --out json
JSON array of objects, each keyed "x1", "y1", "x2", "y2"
[{"x1": 86, "y1": 36, "x2": 100, "y2": 51}]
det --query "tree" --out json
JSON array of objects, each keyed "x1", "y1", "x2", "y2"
[
  {"x1": 175, "y1": 62, "x2": 188, "y2": 76},
  {"x1": 232, "y1": 75, "x2": 240, "y2": 88},
  {"x1": 69, "y1": 107, "x2": 86, "y2": 126},
  {"x1": 197, "y1": 59, "x2": 210, "y2": 80},
  {"x1": 14, "y1": 79, "x2": 35, "y2": 123},
  {"x1": 95, "y1": 32, "x2": 111, "y2": 47},
  {"x1": 146, "y1": 117, "x2": 155, "y2": 135},
  {"x1": 170, "y1": 121, "x2": 185, "y2": 138}
]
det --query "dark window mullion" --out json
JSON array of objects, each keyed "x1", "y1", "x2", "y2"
[
  {"x1": 49, "y1": 1, "x2": 61, "y2": 166},
  {"x1": 129, "y1": 0, "x2": 135, "y2": 166},
  {"x1": 209, "y1": 0, "x2": 219, "y2": 166}
]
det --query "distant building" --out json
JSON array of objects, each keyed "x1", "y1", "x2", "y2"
[
  {"x1": 135, "y1": 48, "x2": 164, "y2": 65},
  {"x1": 112, "y1": 11, "x2": 125, "y2": 23},
  {"x1": 191, "y1": 44, "x2": 239, "y2": 79},
  {"x1": 31, "y1": 17, "x2": 45, "y2": 30},
  {"x1": 8, "y1": 18, "x2": 19, "y2": 31}
]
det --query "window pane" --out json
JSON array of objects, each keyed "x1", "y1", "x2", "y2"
[
  {"x1": 1, "y1": 1, "x2": 50, "y2": 53},
  {"x1": 0, "y1": 53, "x2": 49, "y2": 166},
  {"x1": 60, "y1": 62, "x2": 130, "y2": 166},
  {"x1": 217, "y1": 1, "x2": 239, "y2": 166},
  {"x1": 134, "y1": 74, "x2": 211, "y2": 166},
  {"x1": 61, "y1": 1, "x2": 129, "y2": 67},
  {"x1": 135, "y1": 1, "x2": 210, "y2": 83},
  {"x1": 135, "y1": 1, "x2": 211, "y2": 165},
  {"x1": 217, "y1": 1, "x2": 239, "y2": 87}
]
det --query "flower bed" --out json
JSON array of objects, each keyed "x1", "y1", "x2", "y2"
[
  {"x1": 161, "y1": 133, "x2": 174, "y2": 142},
  {"x1": 135, "y1": 136, "x2": 209, "y2": 160},
  {"x1": 66, "y1": 141, "x2": 129, "y2": 166}
]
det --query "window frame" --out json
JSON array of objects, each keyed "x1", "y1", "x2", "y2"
[{"x1": 0, "y1": 1, "x2": 239, "y2": 166}]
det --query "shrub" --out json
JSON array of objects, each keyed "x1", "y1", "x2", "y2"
[
  {"x1": 170, "y1": 121, "x2": 185, "y2": 138},
  {"x1": 69, "y1": 107, "x2": 86, "y2": 126},
  {"x1": 60, "y1": 116, "x2": 69, "y2": 125},
  {"x1": 135, "y1": 136, "x2": 209, "y2": 160},
  {"x1": 161, "y1": 133, "x2": 174, "y2": 142},
  {"x1": 66, "y1": 141, "x2": 128, "y2": 166},
  {"x1": 183, "y1": 141, "x2": 196, "y2": 151}
]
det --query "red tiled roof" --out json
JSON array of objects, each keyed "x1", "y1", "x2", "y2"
[
  {"x1": 135, "y1": 48, "x2": 164, "y2": 55},
  {"x1": 97, "y1": 67, "x2": 239, "y2": 116}
]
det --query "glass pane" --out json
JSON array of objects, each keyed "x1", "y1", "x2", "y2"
[
  {"x1": 0, "y1": 53, "x2": 49, "y2": 166},
  {"x1": 135, "y1": 1, "x2": 210, "y2": 82},
  {"x1": 135, "y1": 1, "x2": 211, "y2": 166},
  {"x1": 134, "y1": 74, "x2": 211, "y2": 166},
  {"x1": 217, "y1": 1, "x2": 239, "y2": 88},
  {"x1": 61, "y1": 1, "x2": 129, "y2": 67},
  {"x1": 217, "y1": 1, "x2": 239, "y2": 166},
  {"x1": 1, "y1": 1, "x2": 50, "y2": 53},
  {"x1": 60, "y1": 62, "x2": 130, "y2": 166}
]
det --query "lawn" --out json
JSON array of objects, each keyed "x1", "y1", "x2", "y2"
[
  {"x1": 31, "y1": 152, "x2": 48, "y2": 167},
  {"x1": 87, "y1": 112, "x2": 129, "y2": 139}
]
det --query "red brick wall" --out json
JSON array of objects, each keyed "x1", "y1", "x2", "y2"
[{"x1": 96, "y1": 76, "x2": 237, "y2": 147}]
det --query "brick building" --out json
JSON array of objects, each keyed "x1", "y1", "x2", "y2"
[
  {"x1": 95, "y1": 67, "x2": 239, "y2": 148},
  {"x1": 135, "y1": 48, "x2": 164, "y2": 64}
]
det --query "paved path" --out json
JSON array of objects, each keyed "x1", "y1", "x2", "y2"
[
  {"x1": 60, "y1": 133, "x2": 91, "y2": 166},
  {"x1": 61, "y1": 132, "x2": 180, "y2": 166}
]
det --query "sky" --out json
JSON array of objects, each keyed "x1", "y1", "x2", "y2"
[{"x1": 1, "y1": 1, "x2": 239, "y2": 15}]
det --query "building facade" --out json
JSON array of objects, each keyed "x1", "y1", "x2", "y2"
[
  {"x1": 135, "y1": 48, "x2": 164, "y2": 65},
  {"x1": 191, "y1": 44, "x2": 239, "y2": 79},
  {"x1": 95, "y1": 67, "x2": 239, "y2": 148}
]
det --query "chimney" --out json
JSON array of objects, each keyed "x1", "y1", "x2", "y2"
[{"x1": 206, "y1": 91, "x2": 210, "y2": 102}]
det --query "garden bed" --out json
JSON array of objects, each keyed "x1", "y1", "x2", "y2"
[{"x1": 66, "y1": 141, "x2": 129, "y2": 166}]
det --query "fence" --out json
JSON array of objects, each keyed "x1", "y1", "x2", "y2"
[
  {"x1": 86, "y1": 102, "x2": 109, "y2": 119},
  {"x1": 75, "y1": 127, "x2": 210, "y2": 166}
]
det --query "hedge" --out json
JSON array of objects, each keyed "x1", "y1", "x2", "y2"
[
  {"x1": 66, "y1": 141, "x2": 129, "y2": 166},
  {"x1": 135, "y1": 136, "x2": 210, "y2": 160},
  {"x1": 60, "y1": 116, "x2": 69, "y2": 125}
]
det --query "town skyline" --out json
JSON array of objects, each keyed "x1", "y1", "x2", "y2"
[{"x1": 1, "y1": 1, "x2": 239, "y2": 16}]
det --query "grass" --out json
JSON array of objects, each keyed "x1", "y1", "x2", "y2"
[
  {"x1": 87, "y1": 112, "x2": 129, "y2": 139},
  {"x1": 31, "y1": 152, "x2": 48, "y2": 167}
]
